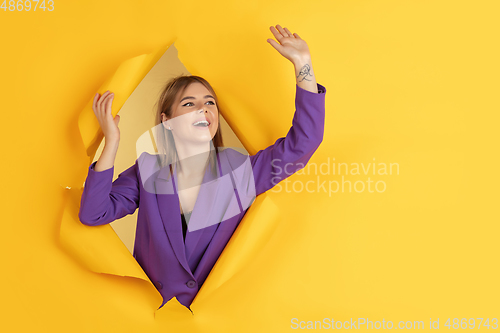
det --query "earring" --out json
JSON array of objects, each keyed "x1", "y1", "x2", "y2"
[{"x1": 162, "y1": 114, "x2": 171, "y2": 129}]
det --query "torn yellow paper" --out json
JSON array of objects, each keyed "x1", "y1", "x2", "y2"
[
  {"x1": 59, "y1": 187, "x2": 150, "y2": 281},
  {"x1": 78, "y1": 42, "x2": 174, "y2": 158}
]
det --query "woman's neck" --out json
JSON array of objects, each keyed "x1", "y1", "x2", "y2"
[{"x1": 175, "y1": 141, "x2": 212, "y2": 178}]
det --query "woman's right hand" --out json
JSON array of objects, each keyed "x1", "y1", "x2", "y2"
[{"x1": 93, "y1": 90, "x2": 120, "y2": 143}]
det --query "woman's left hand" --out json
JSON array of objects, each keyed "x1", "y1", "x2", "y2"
[{"x1": 267, "y1": 25, "x2": 311, "y2": 64}]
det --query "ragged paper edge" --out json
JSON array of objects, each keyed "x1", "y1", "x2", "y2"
[
  {"x1": 58, "y1": 187, "x2": 150, "y2": 280},
  {"x1": 78, "y1": 42, "x2": 174, "y2": 158},
  {"x1": 58, "y1": 43, "x2": 176, "y2": 285},
  {"x1": 188, "y1": 193, "x2": 281, "y2": 311}
]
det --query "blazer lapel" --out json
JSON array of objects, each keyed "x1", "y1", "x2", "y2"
[
  {"x1": 183, "y1": 152, "x2": 221, "y2": 261},
  {"x1": 154, "y1": 164, "x2": 191, "y2": 274},
  {"x1": 184, "y1": 150, "x2": 245, "y2": 260}
]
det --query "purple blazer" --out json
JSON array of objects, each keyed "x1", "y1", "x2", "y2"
[{"x1": 79, "y1": 83, "x2": 326, "y2": 311}]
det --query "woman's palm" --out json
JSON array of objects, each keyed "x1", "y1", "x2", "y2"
[{"x1": 267, "y1": 25, "x2": 311, "y2": 63}]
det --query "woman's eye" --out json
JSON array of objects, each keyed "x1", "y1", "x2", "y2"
[{"x1": 182, "y1": 101, "x2": 215, "y2": 106}]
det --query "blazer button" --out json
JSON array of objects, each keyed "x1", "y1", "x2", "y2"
[
  {"x1": 186, "y1": 280, "x2": 196, "y2": 288},
  {"x1": 154, "y1": 280, "x2": 163, "y2": 290}
]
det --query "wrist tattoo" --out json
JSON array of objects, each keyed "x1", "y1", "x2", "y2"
[{"x1": 297, "y1": 64, "x2": 313, "y2": 82}]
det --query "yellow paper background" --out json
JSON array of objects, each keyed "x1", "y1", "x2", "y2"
[{"x1": 1, "y1": 0, "x2": 499, "y2": 331}]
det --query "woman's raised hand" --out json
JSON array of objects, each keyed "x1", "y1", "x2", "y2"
[
  {"x1": 267, "y1": 24, "x2": 311, "y2": 64},
  {"x1": 92, "y1": 90, "x2": 120, "y2": 143}
]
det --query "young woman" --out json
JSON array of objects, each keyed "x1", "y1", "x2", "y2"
[{"x1": 79, "y1": 24, "x2": 326, "y2": 312}]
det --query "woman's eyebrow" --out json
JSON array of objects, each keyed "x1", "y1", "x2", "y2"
[{"x1": 179, "y1": 95, "x2": 215, "y2": 103}]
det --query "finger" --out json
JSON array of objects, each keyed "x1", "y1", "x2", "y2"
[
  {"x1": 276, "y1": 24, "x2": 288, "y2": 37},
  {"x1": 96, "y1": 92, "x2": 107, "y2": 112},
  {"x1": 92, "y1": 93, "x2": 99, "y2": 113},
  {"x1": 106, "y1": 94, "x2": 114, "y2": 114},
  {"x1": 104, "y1": 99, "x2": 114, "y2": 123},
  {"x1": 98, "y1": 90, "x2": 111, "y2": 105},
  {"x1": 269, "y1": 26, "x2": 283, "y2": 42},
  {"x1": 98, "y1": 91, "x2": 112, "y2": 113},
  {"x1": 284, "y1": 27, "x2": 294, "y2": 37},
  {"x1": 268, "y1": 39, "x2": 286, "y2": 56},
  {"x1": 294, "y1": 33, "x2": 301, "y2": 39},
  {"x1": 98, "y1": 90, "x2": 110, "y2": 102}
]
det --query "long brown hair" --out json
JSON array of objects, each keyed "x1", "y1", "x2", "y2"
[{"x1": 153, "y1": 74, "x2": 224, "y2": 176}]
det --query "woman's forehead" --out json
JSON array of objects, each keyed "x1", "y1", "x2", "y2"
[{"x1": 180, "y1": 82, "x2": 211, "y2": 97}]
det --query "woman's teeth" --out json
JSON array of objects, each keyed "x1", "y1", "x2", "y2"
[{"x1": 193, "y1": 120, "x2": 209, "y2": 127}]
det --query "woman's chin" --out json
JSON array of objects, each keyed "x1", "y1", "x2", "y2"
[{"x1": 192, "y1": 136, "x2": 214, "y2": 145}]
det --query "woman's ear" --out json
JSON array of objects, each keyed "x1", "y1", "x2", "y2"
[{"x1": 161, "y1": 113, "x2": 172, "y2": 130}]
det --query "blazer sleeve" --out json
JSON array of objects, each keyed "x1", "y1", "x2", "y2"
[
  {"x1": 78, "y1": 159, "x2": 140, "y2": 226},
  {"x1": 249, "y1": 83, "x2": 326, "y2": 196}
]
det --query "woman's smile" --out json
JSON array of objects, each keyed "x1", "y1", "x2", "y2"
[{"x1": 192, "y1": 116, "x2": 211, "y2": 129}]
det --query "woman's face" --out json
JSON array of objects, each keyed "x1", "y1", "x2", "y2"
[{"x1": 162, "y1": 82, "x2": 219, "y2": 144}]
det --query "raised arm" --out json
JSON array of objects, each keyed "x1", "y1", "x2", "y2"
[
  {"x1": 250, "y1": 25, "x2": 326, "y2": 196},
  {"x1": 78, "y1": 90, "x2": 140, "y2": 226},
  {"x1": 79, "y1": 160, "x2": 140, "y2": 226}
]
